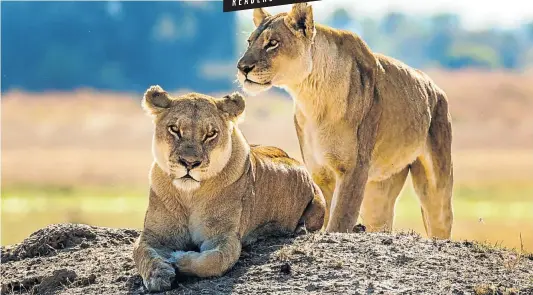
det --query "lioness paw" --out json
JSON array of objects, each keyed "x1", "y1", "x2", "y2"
[
  {"x1": 168, "y1": 251, "x2": 198, "y2": 267},
  {"x1": 143, "y1": 261, "x2": 175, "y2": 293},
  {"x1": 167, "y1": 250, "x2": 201, "y2": 275}
]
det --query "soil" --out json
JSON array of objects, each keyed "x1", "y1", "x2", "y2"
[{"x1": 1, "y1": 224, "x2": 532, "y2": 295}]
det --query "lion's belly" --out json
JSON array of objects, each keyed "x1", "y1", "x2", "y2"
[
  {"x1": 300, "y1": 110, "x2": 429, "y2": 182},
  {"x1": 367, "y1": 141, "x2": 424, "y2": 182},
  {"x1": 368, "y1": 97, "x2": 431, "y2": 182}
]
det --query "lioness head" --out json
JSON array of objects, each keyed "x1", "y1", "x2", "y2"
[
  {"x1": 142, "y1": 86, "x2": 245, "y2": 191},
  {"x1": 237, "y1": 3, "x2": 316, "y2": 95}
]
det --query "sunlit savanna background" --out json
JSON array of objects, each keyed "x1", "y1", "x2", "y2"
[{"x1": 2, "y1": 1, "x2": 533, "y2": 251}]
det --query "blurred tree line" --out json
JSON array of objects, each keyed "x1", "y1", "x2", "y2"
[
  {"x1": 322, "y1": 8, "x2": 533, "y2": 70},
  {"x1": 2, "y1": 2, "x2": 533, "y2": 93},
  {"x1": 1, "y1": 1, "x2": 237, "y2": 93}
]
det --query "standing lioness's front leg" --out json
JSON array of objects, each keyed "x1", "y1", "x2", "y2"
[
  {"x1": 294, "y1": 113, "x2": 336, "y2": 227},
  {"x1": 326, "y1": 95, "x2": 382, "y2": 233},
  {"x1": 326, "y1": 165, "x2": 371, "y2": 233}
]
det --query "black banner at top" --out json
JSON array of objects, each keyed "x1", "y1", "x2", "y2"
[{"x1": 223, "y1": 0, "x2": 320, "y2": 12}]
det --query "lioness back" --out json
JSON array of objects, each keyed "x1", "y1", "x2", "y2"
[{"x1": 238, "y1": 144, "x2": 325, "y2": 242}]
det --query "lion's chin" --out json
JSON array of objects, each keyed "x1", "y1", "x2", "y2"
[
  {"x1": 236, "y1": 72, "x2": 272, "y2": 95},
  {"x1": 242, "y1": 80, "x2": 272, "y2": 95},
  {"x1": 172, "y1": 178, "x2": 201, "y2": 192}
]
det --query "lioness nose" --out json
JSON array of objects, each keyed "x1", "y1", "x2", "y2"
[
  {"x1": 178, "y1": 157, "x2": 202, "y2": 170},
  {"x1": 238, "y1": 62, "x2": 255, "y2": 75}
]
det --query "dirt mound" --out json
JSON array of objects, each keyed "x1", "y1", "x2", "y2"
[
  {"x1": 1, "y1": 224, "x2": 532, "y2": 295},
  {"x1": 1, "y1": 224, "x2": 138, "y2": 264}
]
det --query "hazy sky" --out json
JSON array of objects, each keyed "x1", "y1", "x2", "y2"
[{"x1": 237, "y1": 0, "x2": 533, "y2": 30}]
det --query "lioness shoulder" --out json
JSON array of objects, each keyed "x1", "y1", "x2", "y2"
[{"x1": 133, "y1": 86, "x2": 325, "y2": 292}]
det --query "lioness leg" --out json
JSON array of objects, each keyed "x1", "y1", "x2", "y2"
[
  {"x1": 360, "y1": 167, "x2": 409, "y2": 232},
  {"x1": 299, "y1": 183, "x2": 327, "y2": 231},
  {"x1": 410, "y1": 98, "x2": 453, "y2": 239},
  {"x1": 170, "y1": 234, "x2": 241, "y2": 278},
  {"x1": 325, "y1": 93, "x2": 381, "y2": 233},
  {"x1": 133, "y1": 233, "x2": 176, "y2": 292},
  {"x1": 326, "y1": 166, "x2": 371, "y2": 233},
  {"x1": 310, "y1": 169, "x2": 335, "y2": 228},
  {"x1": 294, "y1": 114, "x2": 335, "y2": 228}
]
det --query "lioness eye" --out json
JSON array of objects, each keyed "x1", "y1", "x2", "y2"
[
  {"x1": 266, "y1": 40, "x2": 279, "y2": 49},
  {"x1": 204, "y1": 130, "x2": 218, "y2": 142},
  {"x1": 168, "y1": 125, "x2": 181, "y2": 138}
]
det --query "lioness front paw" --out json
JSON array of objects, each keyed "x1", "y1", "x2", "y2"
[
  {"x1": 142, "y1": 260, "x2": 176, "y2": 293},
  {"x1": 168, "y1": 250, "x2": 200, "y2": 275}
]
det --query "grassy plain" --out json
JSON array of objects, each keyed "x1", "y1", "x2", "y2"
[{"x1": 2, "y1": 181, "x2": 532, "y2": 250}]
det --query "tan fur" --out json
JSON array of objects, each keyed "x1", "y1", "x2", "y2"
[
  {"x1": 237, "y1": 3, "x2": 453, "y2": 237},
  {"x1": 133, "y1": 86, "x2": 326, "y2": 292}
]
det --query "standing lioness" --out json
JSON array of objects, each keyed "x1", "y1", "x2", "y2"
[
  {"x1": 133, "y1": 86, "x2": 325, "y2": 292},
  {"x1": 237, "y1": 3, "x2": 453, "y2": 238}
]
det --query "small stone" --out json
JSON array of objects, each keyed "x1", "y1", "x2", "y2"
[
  {"x1": 115, "y1": 276, "x2": 128, "y2": 283},
  {"x1": 280, "y1": 262, "x2": 291, "y2": 275},
  {"x1": 354, "y1": 224, "x2": 366, "y2": 233},
  {"x1": 382, "y1": 238, "x2": 393, "y2": 245}
]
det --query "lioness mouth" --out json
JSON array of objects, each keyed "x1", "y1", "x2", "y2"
[
  {"x1": 181, "y1": 174, "x2": 198, "y2": 182},
  {"x1": 245, "y1": 79, "x2": 271, "y2": 86}
]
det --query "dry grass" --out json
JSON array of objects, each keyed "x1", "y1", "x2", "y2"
[
  {"x1": 1, "y1": 70, "x2": 533, "y2": 249},
  {"x1": 426, "y1": 69, "x2": 533, "y2": 149},
  {"x1": 2, "y1": 70, "x2": 533, "y2": 186}
]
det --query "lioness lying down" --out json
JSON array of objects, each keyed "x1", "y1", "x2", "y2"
[{"x1": 133, "y1": 86, "x2": 326, "y2": 292}]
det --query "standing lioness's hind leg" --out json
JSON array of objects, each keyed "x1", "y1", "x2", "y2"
[
  {"x1": 410, "y1": 97, "x2": 454, "y2": 239},
  {"x1": 360, "y1": 167, "x2": 409, "y2": 232}
]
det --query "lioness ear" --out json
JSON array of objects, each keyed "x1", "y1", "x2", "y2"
[
  {"x1": 142, "y1": 85, "x2": 171, "y2": 116},
  {"x1": 216, "y1": 92, "x2": 246, "y2": 122},
  {"x1": 285, "y1": 3, "x2": 315, "y2": 39},
  {"x1": 253, "y1": 8, "x2": 271, "y2": 27}
]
